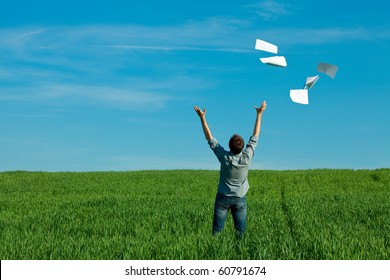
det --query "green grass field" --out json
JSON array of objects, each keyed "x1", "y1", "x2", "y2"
[{"x1": 0, "y1": 169, "x2": 389, "y2": 260}]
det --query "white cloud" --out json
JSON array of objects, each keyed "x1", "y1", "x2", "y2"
[
  {"x1": 0, "y1": 18, "x2": 253, "y2": 57},
  {"x1": 247, "y1": 0, "x2": 292, "y2": 20},
  {"x1": 255, "y1": 26, "x2": 390, "y2": 46},
  {"x1": 0, "y1": 83, "x2": 174, "y2": 110},
  {"x1": 1, "y1": 21, "x2": 387, "y2": 59},
  {"x1": 1, "y1": 20, "x2": 389, "y2": 111}
]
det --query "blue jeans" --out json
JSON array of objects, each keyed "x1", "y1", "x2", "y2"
[{"x1": 213, "y1": 192, "x2": 247, "y2": 238}]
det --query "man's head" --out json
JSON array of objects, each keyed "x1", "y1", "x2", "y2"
[{"x1": 229, "y1": 134, "x2": 244, "y2": 155}]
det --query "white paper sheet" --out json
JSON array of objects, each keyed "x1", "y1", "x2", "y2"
[
  {"x1": 304, "y1": 75, "x2": 320, "y2": 89},
  {"x1": 259, "y1": 56, "x2": 287, "y2": 67},
  {"x1": 255, "y1": 39, "x2": 278, "y2": 54},
  {"x1": 317, "y1": 62, "x2": 338, "y2": 78},
  {"x1": 290, "y1": 89, "x2": 309, "y2": 104}
]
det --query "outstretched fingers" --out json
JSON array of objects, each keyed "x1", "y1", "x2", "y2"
[
  {"x1": 254, "y1": 100, "x2": 266, "y2": 113},
  {"x1": 194, "y1": 106, "x2": 206, "y2": 118}
]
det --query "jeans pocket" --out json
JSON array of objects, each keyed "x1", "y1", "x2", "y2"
[{"x1": 215, "y1": 193, "x2": 229, "y2": 209}]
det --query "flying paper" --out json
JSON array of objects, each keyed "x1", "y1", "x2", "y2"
[
  {"x1": 317, "y1": 62, "x2": 338, "y2": 79},
  {"x1": 259, "y1": 56, "x2": 287, "y2": 67},
  {"x1": 255, "y1": 39, "x2": 278, "y2": 54},
  {"x1": 304, "y1": 75, "x2": 320, "y2": 89},
  {"x1": 290, "y1": 89, "x2": 309, "y2": 105}
]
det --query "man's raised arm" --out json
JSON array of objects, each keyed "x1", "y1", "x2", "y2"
[
  {"x1": 194, "y1": 106, "x2": 213, "y2": 141},
  {"x1": 253, "y1": 100, "x2": 267, "y2": 137}
]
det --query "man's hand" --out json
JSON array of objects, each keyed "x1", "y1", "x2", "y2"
[
  {"x1": 194, "y1": 106, "x2": 207, "y2": 119},
  {"x1": 254, "y1": 100, "x2": 267, "y2": 115},
  {"x1": 194, "y1": 106, "x2": 212, "y2": 141},
  {"x1": 252, "y1": 100, "x2": 266, "y2": 137}
]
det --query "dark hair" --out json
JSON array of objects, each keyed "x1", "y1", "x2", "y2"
[{"x1": 229, "y1": 134, "x2": 244, "y2": 155}]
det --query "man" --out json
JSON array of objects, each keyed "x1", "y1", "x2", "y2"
[{"x1": 194, "y1": 101, "x2": 266, "y2": 238}]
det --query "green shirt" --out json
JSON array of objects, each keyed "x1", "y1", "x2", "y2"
[{"x1": 208, "y1": 135, "x2": 258, "y2": 197}]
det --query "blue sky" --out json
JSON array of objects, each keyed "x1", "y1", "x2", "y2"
[{"x1": 0, "y1": 0, "x2": 389, "y2": 171}]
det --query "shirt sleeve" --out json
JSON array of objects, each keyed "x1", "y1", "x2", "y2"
[
  {"x1": 208, "y1": 138, "x2": 226, "y2": 163},
  {"x1": 242, "y1": 135, "x2": 259, "y2": 159}
]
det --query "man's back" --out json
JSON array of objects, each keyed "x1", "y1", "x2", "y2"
[{"x1": 209, "y1": 135, "x2": 259, "y2": 197}]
